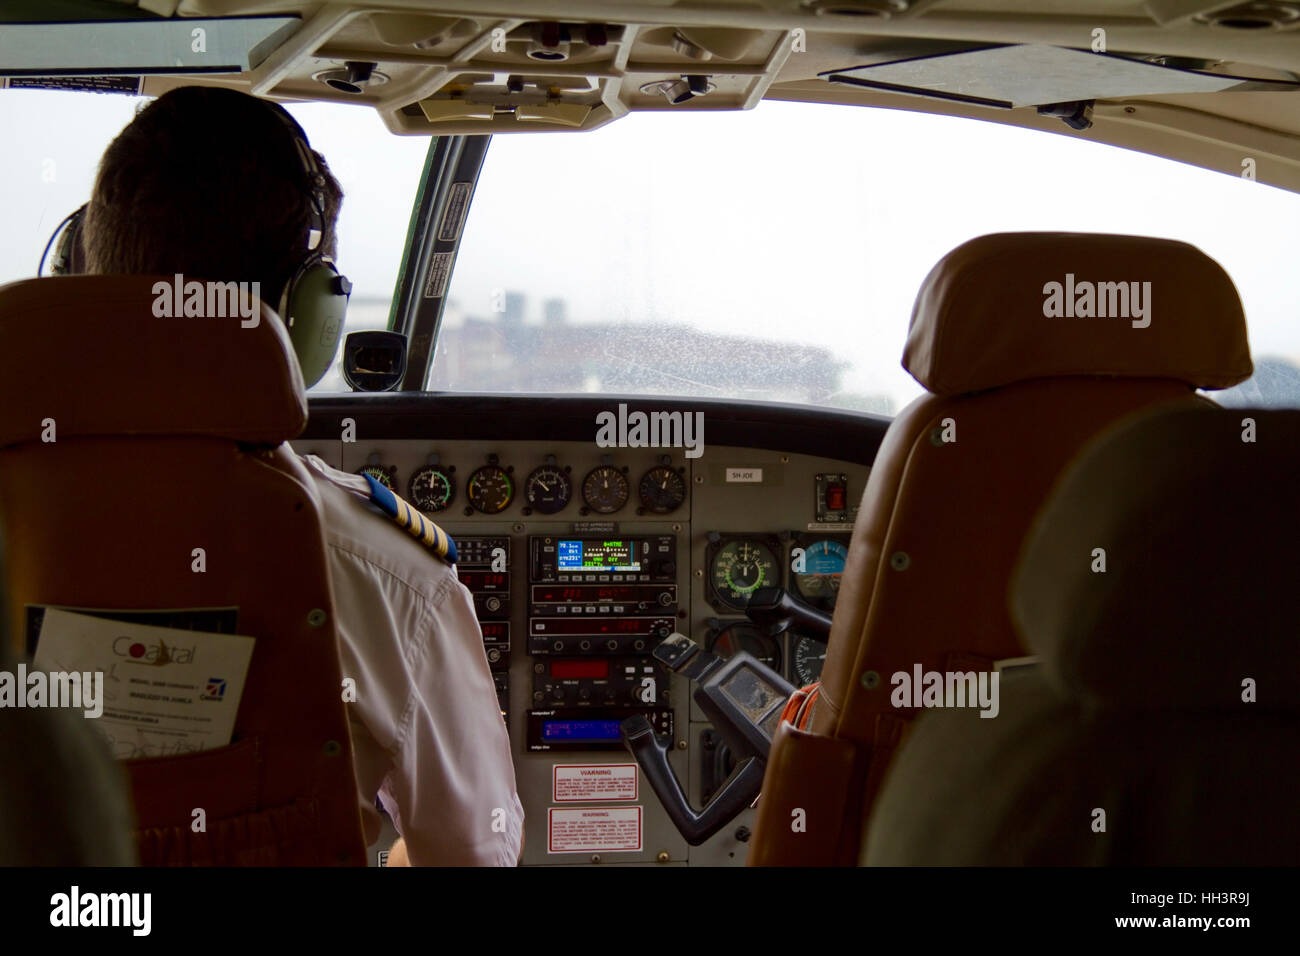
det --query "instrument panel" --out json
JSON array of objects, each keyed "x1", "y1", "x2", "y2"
[{"x1": 297, "y1": 434, "x2": 868, "y2": 867}]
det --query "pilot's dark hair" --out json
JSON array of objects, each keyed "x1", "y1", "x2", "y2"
[{"x1": 83, "y1": 86, "x2": 343, "y2": 308}]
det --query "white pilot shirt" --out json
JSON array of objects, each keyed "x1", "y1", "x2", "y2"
[{"x1": 298, "y1": 453, "x2": 524, "y2": 866}]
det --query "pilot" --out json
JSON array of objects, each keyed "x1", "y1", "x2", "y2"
[{"x1": 78, "y1": 86, "x2": 523, "y2": 865}]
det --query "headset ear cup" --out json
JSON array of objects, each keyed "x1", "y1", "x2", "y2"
[{"x1": 280, "y1": 257, "x2": 350, "y2": 388}]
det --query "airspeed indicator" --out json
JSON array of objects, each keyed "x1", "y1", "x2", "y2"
[
  {"x1": 409, "y1": 465, "x2": 454, "y2": 513},
  {"x1": 709, "y1": 538, "x2": 779, "y2": 610}
]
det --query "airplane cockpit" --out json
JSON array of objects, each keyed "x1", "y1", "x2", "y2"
[{"x1": 0, "y1": 0, "x2": 1296, "y2": 937}]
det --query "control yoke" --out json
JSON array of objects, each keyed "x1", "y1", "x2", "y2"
[
  {"x1": 745, "y1": 586, "x2": 833, "y2": 639},
  {"x1": 621, "y1": 633, "x2": 794, "y2": 845},
  {"x1": 621, "y1": 587, "x2": 834, "y2": 844}
]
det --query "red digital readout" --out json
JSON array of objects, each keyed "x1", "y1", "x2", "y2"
[
  {"x1": 460, "y1": 571, "x2": 507, "y2": 589},
  {"x1": 551, "y1": 660, "x2": 609, "y2": 679},
  {"x1": 480, "y1": 622, "x2": 509, "y2": 639}
]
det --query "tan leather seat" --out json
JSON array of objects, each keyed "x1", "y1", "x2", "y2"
[
  {"x1": 0, "y1": 275, "x2": 366, "y2": 866},
  {"x1": 748, "y1": 232, "x2": 1253, "y2": 865},
  {"x1": 865, "y1": 405, "x2": 1300, "y2": 865}
]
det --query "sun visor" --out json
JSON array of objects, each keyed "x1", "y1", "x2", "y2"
[
  {"x1": 0, "y1": 16, "x2": 297, "y2": 78},
  {"x1": 824, "y1": 44, "x2": 1299, "y2": 110}
]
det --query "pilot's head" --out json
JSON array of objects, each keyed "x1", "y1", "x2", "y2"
[{"x1": 82, "y1": 86, "x2": 343, "y2": 313}]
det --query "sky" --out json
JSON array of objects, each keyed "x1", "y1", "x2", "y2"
[{"x1": 2, "y1": 87, "x2": 1298, "y2": 411}]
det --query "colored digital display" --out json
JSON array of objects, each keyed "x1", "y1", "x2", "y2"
[
  {"x1": 557, "y1": 540, "x2": 640, "y2": 572},
  {"x1": 480, "y1": 622, "x2": 509, "y2": 640},
  {"x1": 551, "y1": 660, "x2": 609, "y2": 679},
  {"x1": 542, "y1": 720, "x2": 623, "y2": 742}
]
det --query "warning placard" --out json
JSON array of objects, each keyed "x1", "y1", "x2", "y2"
[
  {"x1": 553, "y1": 763, "x2": 639, "y2": 803},
  {"x1": 548, "y1": 807, "x2": 642, "y2": 853}
]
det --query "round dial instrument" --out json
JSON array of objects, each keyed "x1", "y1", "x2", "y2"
[
  {"x1": 791, "y1": 634, "x2": 829, "y2": 686},
  {"x1": 706, "y1": 622, "x2": 781, "y2": 672},
  {"x1": 356, "y1": 464, "x2": 395, "y2": 490},
  {"x1": 794, "y1": 538, "x2": 848, "y2": 609},
  {"x1": 581, "y1": 465, "x2": 630, "y2": 514},
  {"x1": 525, "y1": 465, "x2": 571, "y2": 514},
  {"x1": 638, "y1": 466, "x2": 686, "y2": 514},
  {"x1": 710, "y1": 538, "x2": 779, "y2": 610},
  {"x1": 466, "y1": 465, "x2": 514, "y2": 514},
  {"x1": 408, "y1": 466, "x2": 454, "y2": 513}
]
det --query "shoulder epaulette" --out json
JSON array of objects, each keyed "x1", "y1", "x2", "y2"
[{"x1": 361, "y1": 473, "x2": 458, "y2": 564}]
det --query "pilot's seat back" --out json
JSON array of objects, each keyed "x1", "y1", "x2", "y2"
[
  {"x1": 866, "y1": 405, "x2": 1300, "y2": 864},
  {"x1": 0, "y1": 275, "x2": 366, "y2": 866},
  {"x1": 749, "y1": 232, "x2": 1253, "y2": 865}
]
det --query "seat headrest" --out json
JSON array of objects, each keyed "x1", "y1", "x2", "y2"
[
  {"x1": 0, "y1": 276, "x2": 306, "y2": 447},
  {"x1": 1012, "y1": 405, "x2": 1300, "y2": 711},
  {"x1": 903, "y1": 232, "x2": 1253, "y2": 395}
]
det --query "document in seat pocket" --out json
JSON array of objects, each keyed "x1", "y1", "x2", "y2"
[{"x1": 32, "y1": 608, "x2": 255, "y2": 760}]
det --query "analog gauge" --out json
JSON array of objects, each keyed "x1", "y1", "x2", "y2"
[
  {"x1": 794, "y1": 538, "x2": 849, "y2": 609},
  {"x1": 706, "y1": 622, "x2": 781, "y2": 672},
  {"x1": 356, "y1": 464, "x2": 395, "y2": 490},
  {"x1": 638, "y1": 466, "x2": 686, "y2": 514},
  {"x1": 582, "y1": 465, "x2": 630, "y2": 514},
  {"x1": 791, "y1": 634, "x2": 829, "y2": 686},
  {"x1": 467, "y1": 465, "x2": 514, "y2": 514},
  {"x1": 408, "y1": 466, "x2": 454, "y2": 513},
  {"x1": 525, "y1": 465, "x2": 571, "y2": 514},
  {"x1": 710, "y1": 538, "x2": 779, "y2": 610}
]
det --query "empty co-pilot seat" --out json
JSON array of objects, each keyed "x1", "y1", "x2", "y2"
[
  {"x1": 866, "y1": 405, "x2": 1300, "y2": 865},
  {"x1": 0, "y1": 275, "x2": 366, "y2": 866},
  {"x1": 748, "y1": 232, "x2": 1253, "y2": 866}
]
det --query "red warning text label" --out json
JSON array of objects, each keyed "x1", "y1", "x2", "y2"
[
  {"x1": 552, "y1": 763, "x2": 639, "y2": 803},
  {"x1": 547, "y1": 807, "x2": 642, "y2": 853}
]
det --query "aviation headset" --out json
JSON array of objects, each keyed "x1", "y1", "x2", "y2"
[{"x1": 40, "y1": 101, "x2": 351, "y2": 389}]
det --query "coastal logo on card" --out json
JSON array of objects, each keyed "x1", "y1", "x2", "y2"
[{"x1": 112, "y1": 636, "x2": 195, "y2": 665}]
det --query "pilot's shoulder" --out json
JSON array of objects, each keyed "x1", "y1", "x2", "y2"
[{"x1": 297, "y1": 454, "x2": 458, "y2": 570}]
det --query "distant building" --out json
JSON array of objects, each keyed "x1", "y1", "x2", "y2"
[
  {"x1": 503, "y1": 291, "x2": 525, "y2": 323},
  {"x1": 428, "y1": 292, "x2": 885, "y2": 409}
]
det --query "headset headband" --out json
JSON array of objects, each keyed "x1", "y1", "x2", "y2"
[
  {"x1": 267, "y1": 103, "x2": 326, "y2": 253},
  {"x1": 40, "y1": 203, "x2": 88, "y2": 276}
]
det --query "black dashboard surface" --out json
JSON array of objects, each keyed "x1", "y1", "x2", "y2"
[{"x1": 303, "y1": 393, "x2": 890, "y2": 466}]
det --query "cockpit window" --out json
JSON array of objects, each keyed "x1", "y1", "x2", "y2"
[
  {"x1": 0, "y1": 90, "x2": 145, "y2": 285},
  {"x1": 287, "y1": 103, "x2": 432, "y2": 392},
  {"x1": 0, "y1": 90, "x2": 430, "y2": 394},
  {"x1": 433, "y1": 100, "x2": 1300, "y2": 413}
]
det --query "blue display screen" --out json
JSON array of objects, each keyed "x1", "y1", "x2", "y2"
[
  {"x1": 556, "y1": 540, "x2": 640, "y2": 572},
  {"x1": 542, "y1": 720, "x2": 623, "y2": 741}
]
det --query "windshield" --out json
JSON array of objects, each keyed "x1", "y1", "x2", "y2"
[
  {"x1": 435, "y1": 100, "x2": 1300, "y2": 413},
  {"x1": 0, "y1": 88, "x2": 431, "y2": 392}
]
